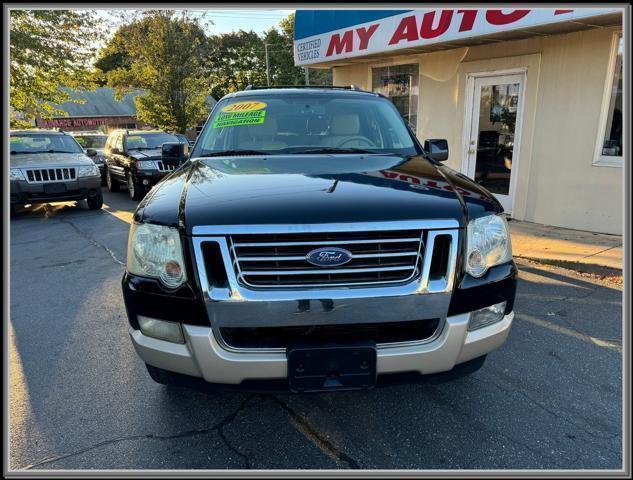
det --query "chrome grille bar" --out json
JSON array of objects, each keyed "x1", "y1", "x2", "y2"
[
  {"x1": 239, "y1": 251, "x2": 419, "y2": 261},
  {"x1": 232, "y1": 238, "x2": 421, "y2": 247},
  {"x1": 155, "y1": 161, "x2": 177, "y2": 172},
  {"x1": 241, "y1": 266, "x2": 416, "y2": 276}
]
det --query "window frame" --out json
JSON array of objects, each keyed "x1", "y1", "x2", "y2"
[
  {"x1": 369, "y1": 61, "x2": 420, "y2": 132},
  {"x1": 593, "y1": 32, "x2": 624, "y2": 168}
]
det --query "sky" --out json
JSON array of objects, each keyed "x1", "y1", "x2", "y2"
[
  {"x1": 95, "y1": 8, "x2": 294, "y2": 36},
  {"x1": 187, "y1": 9, "x2": 294, "y2": 35},
  {"x1": 90, "y1": 8, "x2": 294, "y2": 56}
]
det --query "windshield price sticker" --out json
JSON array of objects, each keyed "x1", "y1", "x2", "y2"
[
  {"x1": 213, "y1": 110, "x2": 267, "y2": 128},
  {"x1": 221, "y1": 101, "x2": 267, "y2": 113}
]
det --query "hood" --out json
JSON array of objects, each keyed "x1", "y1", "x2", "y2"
[
  {"x1": 10, "y1": 152, "x2": 96, "y2": 168},
  {"x1": 136, "y1": 154, "x2": 502, "y2": 233},
  {"x1": 128, "y1": 148, "x2": 163, "y2": 160}
]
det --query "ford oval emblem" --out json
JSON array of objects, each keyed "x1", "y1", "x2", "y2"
[{"x1": 306, "y1": 247, "x2": 353, "y2": 267}]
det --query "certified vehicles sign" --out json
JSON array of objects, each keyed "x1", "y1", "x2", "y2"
[{"x1": 294, "y1": 8, "x2": 621, "y2": 66}]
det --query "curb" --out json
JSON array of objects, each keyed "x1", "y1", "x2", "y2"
[{"x1": 515, "y1": 256, "x2": 622, "y2": 278}]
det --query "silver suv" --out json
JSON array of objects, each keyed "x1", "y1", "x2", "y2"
[{"x1": 10, "y1": 129, "x2": 103, "y2": 214}]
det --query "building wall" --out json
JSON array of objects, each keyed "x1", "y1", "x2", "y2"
[{"x1": 332, "y1": 27, "x2": 623, "y2": 234}]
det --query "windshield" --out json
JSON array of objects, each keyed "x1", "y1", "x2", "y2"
[
  {"x1": 193, "y1": 93, "x2": 419, "y2": 157},
  {"x1": 125, "y1": 133, "x2": 180, "y2": 150},
  {"x1": 10, "y1": 134, "x2": 84, "y2": 154},
  {"x1": 74, "y1": 135, "x2": 107, "y2": 149}
]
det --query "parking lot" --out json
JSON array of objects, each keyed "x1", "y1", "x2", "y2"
[{"x1": 8, "y1": 189, "x2": 623, "y2": 470}]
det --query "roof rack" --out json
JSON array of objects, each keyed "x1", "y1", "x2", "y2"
[{"x1": 244, "y1": 84, "x2": 364, "y2": 92}]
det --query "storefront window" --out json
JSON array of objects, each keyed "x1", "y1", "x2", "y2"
[
  {"x1": 371, "y1": 64, "x2": 419, "y2": 131},
  {"x1": 597, "y1": 35, "x2": 623, "y2": 165}
]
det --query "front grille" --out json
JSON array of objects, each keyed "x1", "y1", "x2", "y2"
[
  {"x1": 24, "y1": 167, "x2": 76, "y2": 183},
  {"x1": 220, "y1": 318, "x2": 441, "y2": 349},
  {"x1": 230, "y1": 230, "x2": 424, "y2": 288},
  {"x1": 155, "y1": 161, "x2": 177, "y2": 172}
]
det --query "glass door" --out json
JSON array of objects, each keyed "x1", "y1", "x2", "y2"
[{"x1": 465, "y1": 73, "x2": 525, "y2": 213}]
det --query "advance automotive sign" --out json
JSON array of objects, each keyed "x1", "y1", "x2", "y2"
[{"x1": 294, "y1": 8, "x2": 620, "y2": 66}]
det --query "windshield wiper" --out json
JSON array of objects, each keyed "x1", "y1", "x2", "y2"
[
  {"x1": 127, "y1": 147, "x2": 154, "y2": 151},
  {"x1": 199, "y1": 149, "x2": 270, "y2": 157},
  {"x1": 11, "y1": 149, "x2": 77, "y2": 154},
  {"x1": 291, "y1": 147, "x2": 387, "y2": 155}
]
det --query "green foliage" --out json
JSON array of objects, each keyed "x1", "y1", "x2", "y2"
[
  {"x1": 204, "y1": 30, "x2": 268, "y2": 99},
  {"x1": 265, "y1": 13, "x2": 332, "y2": 88},
  {"x1": 205, "y1": 12, "x2": 331, "y2": 98},
  {"x1": 9, "y1": 10, "x2": 100, "y2": 127},
  {"x1": 95, "y1": 11, "x2": 210, "y2": 133}
]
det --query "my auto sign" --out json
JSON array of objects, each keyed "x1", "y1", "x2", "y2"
[{"x1": 294, "y1": 8, "x2": 620, "y2": 66}]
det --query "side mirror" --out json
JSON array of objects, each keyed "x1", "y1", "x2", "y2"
[
  {"x1": 162, "y1": 142, "x2": 189, "y2": 164},
  {"x1": 86, "y1": 148, "x2": 98, "y2": 157},
  {"x1": 110, "y1": 147, "x2": 121, "y2": 155},
  {"x1": 424, "y1": 138, "x2": 449, "y2": 162}
]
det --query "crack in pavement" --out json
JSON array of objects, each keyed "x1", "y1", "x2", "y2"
[
  {"x1": 473, "y1": 377, "x2": 621, "y2": 448},
  {"x1": 268, "y1": 395, "x2": 361, "y2": 469},
  {"x1": 422, "y1": 383, "x2": 568, "y2": 467},
  {"x1": 578, "y1": 244, "x2": 621, "y2": 262},
  {"x1": 55, "y1": 215, "x2": 126, "y2": 267},
  {"x1": 21, "y1": 395, "x2": 259, "y2": 470}
]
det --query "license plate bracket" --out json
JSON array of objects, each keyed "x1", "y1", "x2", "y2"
[{"x1": 287, "y1": 342, "x2": 377, "y2": 393}]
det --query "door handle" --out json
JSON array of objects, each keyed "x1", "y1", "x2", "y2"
[{"x1": 468, "y1": 149, "x2": 476, "y2": 154}]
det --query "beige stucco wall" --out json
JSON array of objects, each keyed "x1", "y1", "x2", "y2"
[{"x1": 332, "y1": 28, "x2": 623, "y2": 234}]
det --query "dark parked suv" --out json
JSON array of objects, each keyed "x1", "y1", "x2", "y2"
[
  {"x1": 104, "y1": 129, "x2": 189, "y2": 200},
  {"x1": 71, "y1": 131, "x2": 108, "y2": 185},
  {"x1": 10, "y1": 129, "x2": 103, "y2": 214},
  {"x1": 122, "y1": 86, "x2": 517, "y2": 392}
]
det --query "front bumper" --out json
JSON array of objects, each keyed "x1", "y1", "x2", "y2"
[
  {"x1": 134, "y1": 169, "x2": 170, "y2": 187},
  {"x1": 129, "y1": 310, "x2": 514, "y2": 384},
  {"x1": 10, "y1": 176, "x2": 101, "y2": 204}
]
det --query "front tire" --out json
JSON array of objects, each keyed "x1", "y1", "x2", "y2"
[
  {"x1": 128, "y1": 173, "x2": 145, "y2": 201},
  {"x1": 106, "y1": 168, "x2": 120, "y2": 192},
  {"x1": 86, "y1": 190, "x2": 103, "y2": 210}
]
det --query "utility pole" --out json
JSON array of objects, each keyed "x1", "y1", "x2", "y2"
[
  {"x1": 304, "y1": 67, "x2": 309, "y2": 86},
  {"x1": 264, "y1": 43, "x2": 271, "y2": 86}
]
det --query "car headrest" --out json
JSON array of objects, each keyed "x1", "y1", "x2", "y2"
[{"x1": 331, "y1": 114, "x2": 360, "y2": 136}]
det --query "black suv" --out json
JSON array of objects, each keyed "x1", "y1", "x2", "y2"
[
  {"x1": 104, "y1": 129, "x2": 189, "y2": 200},
  {"x1": 122, "y1": 86, "x2": 517, "y2": 392}
]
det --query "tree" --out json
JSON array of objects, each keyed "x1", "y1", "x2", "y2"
[
  {"x1": 205, "y1": 30, "x2": 268, "y2": 99},
  {"x1": 96, "y1": 11, "x2": 210, "y2": 133},
  {"x1": 268, "y1": 13, "x2": 332, "y2": 87},
  {"x1": 204, "y1": 13, "x2": 332, "y2": 98},
  {"x1": 9, "y1": 10, "x2": 101, "y2": 127}
]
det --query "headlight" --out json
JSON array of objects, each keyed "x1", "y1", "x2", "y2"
[
  {"x1": 10, "y1": 169, "x2": 25, "y2": 181},
  {"x1": 136, "y1": 160, "x2": 156, "y2": 170},
  {"x1": 126, "y1": 223, "x2": 187, "y2": 288},
  {"x1": 465, "y1": 214, "x2": 512, "y2": 278},
  {"x1": 77, "y1": 164, "x2": 99, "y2": 177}
]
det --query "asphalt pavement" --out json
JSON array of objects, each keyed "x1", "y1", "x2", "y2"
[{"x1": 8, "y1": 189, "x2": 624, "y2": 470}]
